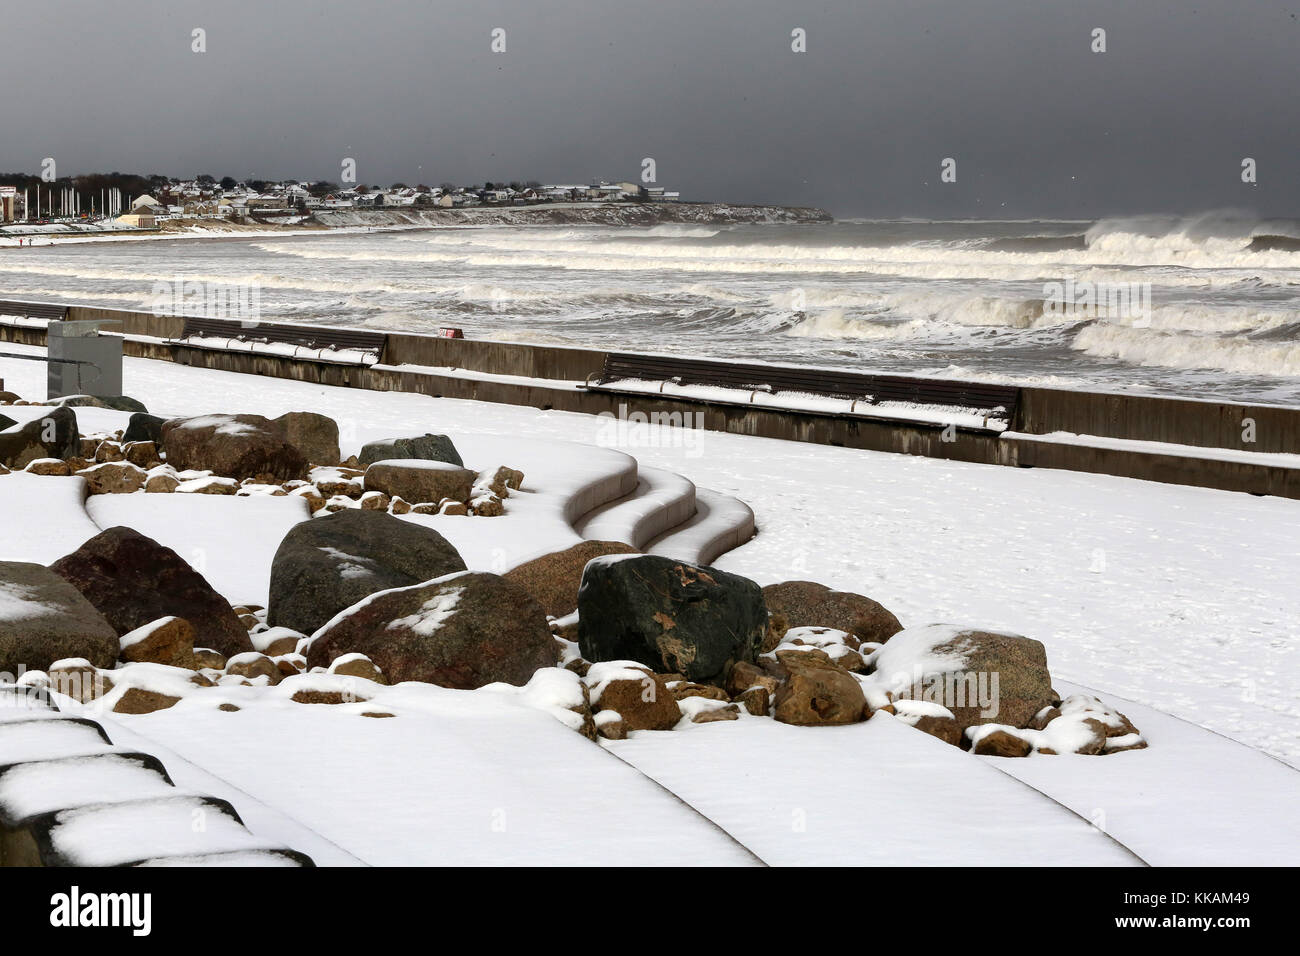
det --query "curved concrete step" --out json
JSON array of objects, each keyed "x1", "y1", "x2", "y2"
[
  {"x1": 644, "y1": 488, "x2": 756, "y2": 566},
  {"x1": 573, "y1": 466, "x2": 697, "y2": 549}
]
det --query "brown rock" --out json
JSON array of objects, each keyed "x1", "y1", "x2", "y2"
[
  {"x1": 471, "y1": 493, "x2": 504, "y2": 517},
  {"x1": 910, "y1": 714, "x2": 963, "y2": 746},
  {"x1": 122, "y1": 441, "x2": 158, "y2": 467},
  {"x1": 590, "y1": 670, "x2": 682, "y2": 731},
  {"x1": 94, "y1": 440, "x2": 125, "y2": 463},
  {"x1": 761, "y1": 609, "x2": 788, "y2": 653},
  {"x1": 329, "y1": 655, "x2": 387, "y2": 685},
  {"x1": 672, "y1": 682, "x2": 729, "y2": 702},
  {"x1": 692, "y1": 704, "x2": 740, "y2": 723},
  {"x1": 772, "y1": 655, "x2": 865, "y2": 726},
  {"x1": 291, "y1": 689, "x2": 366, "y2": 705},
  {"x1": 503, "y1": 540, "x2": 639, "y2": 618},
  {"x1": 113, "y1": 688, "x2": 182, "y2": 715},
  {"x1": 736, "y1": 686, "x2": 770, "y2": 716},
  {"x1": 193, "y1": 648, "x2": 227, "y2": 670},
  {"x1": 726, "y1": 660, "x2": 779, "y2": 697},
  {"x1": 363, "y1": 460, "x2": 475, "y2": 507},
  {"x1": 119, "y1": 617, "x2": 197, "y2": 669},
  {"x1": 972, "y1": 729, "x2": 1033, "y2": 757},
  {"x1": 389, "y1": 496, "x2": 411, "y2": 515},
  {"x1": 226, "y1": 653, "x2": 281, "y2": 685},
  {"x1": 305, "y1": 571, "x2": 557, "y2": 689},
  {"x1": 161, "y1": 414, "x2": 308, "y2": 481},
  {"x1": 48, "y1": 662, "x2": 115, "y2": 703},
  {"x1": 78, "y1": 461, "x2": 146, "y2": 494},
  {"x1": 762, "y1": 581, "x2": 902, "y2": 644},
  {"x1": 144, "y1": 471, "x2": 180, "y2": 493},
  {"x1": 261, "y1": 635, "x2": 300, "y2": 657},
  {"x1": 24, "y1": 459, "x2": 71, "y2": 476},
  {"x1": 274, "y1": 412, "x2": 340, "y2": 468}
]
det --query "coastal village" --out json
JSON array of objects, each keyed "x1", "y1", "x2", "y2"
[{"x1": 0, "y1": 177, "x2": 682, "y2": 229}]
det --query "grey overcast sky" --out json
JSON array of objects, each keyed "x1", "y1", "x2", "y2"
[{"x1": 3, "y1": 0, "x2": 1297, "y2": 219}]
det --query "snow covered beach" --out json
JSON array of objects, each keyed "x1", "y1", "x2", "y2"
[{"x1": 1, "y1": 343, "x2": 1297, "y2": 866}]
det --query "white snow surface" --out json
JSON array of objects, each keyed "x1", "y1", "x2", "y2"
[{"x1": 2, "y1": 343, "x2": 1299, "y2": 865}]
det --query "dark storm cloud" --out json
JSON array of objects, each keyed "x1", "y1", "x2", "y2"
[{"x1": 3, "y1": 0, "x2": 1297, "y2": 218}]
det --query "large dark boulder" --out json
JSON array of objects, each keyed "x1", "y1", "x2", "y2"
[
  {"x1": 160, "y1": 414, "x2": 308, "y2": 480},
  {"x1": 0, "y1": 406, "x2": 79, "y2": 468},
  {"x1": 578, "y1": 555, "x2": 767, "y2": 683},
  {"x1": 268, "y1": 509, "x2": 466, "y2": 636},
  {"x1": 504, "y1": 540, "x2": 639, "y2": 618},
  {"x1": 48, "y1": 527, "x2": 252, "y2": 657},
  {"x1": 305, "y1": 571, "x2": 557, "y2": 688},
  {"x1": 122, "y1": 412, "x2": 166, "y2": 445},
  {"x1": 358, "y1": 433, "x2": 462, "y2": 468},
  {"x1": 0, "y1": 561, "x2": 119, "y2": 674},
  {"x1": 762, "y1": 580, "x2": 902, "y2": 644}
]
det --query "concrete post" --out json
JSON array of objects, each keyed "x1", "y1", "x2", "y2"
[{"x1": 46, "y1": 320, "x2": 124, "y2": 399}]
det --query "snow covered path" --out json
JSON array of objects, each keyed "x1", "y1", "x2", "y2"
[
  {"x1": 607, "y1": 715, "x2": 1141, "y2": 866},
  {"x1": 985, "y1": 681, "x2": 1300, "y2": 866},
  {"x1": 106, "y1": 693, "x2": 760, "y2": 866}
]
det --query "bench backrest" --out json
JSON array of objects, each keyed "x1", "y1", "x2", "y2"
[
  {"x1": 178, "y1": 315, "x2": 388, "y2": 356},
  {"x1": 0, "y1": 300, "x2": 70, "y2": 321},
  {"x1": 597, "y1": 352, "x2": 1019, "y2": 419}
]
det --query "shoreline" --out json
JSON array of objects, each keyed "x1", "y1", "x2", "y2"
[{"x1": 0, "y1": 200, "x2": 834, "y2": 248}]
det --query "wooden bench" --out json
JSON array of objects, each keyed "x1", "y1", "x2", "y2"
[
  {"x1": 0, "y1": 299, "x2": 70, "y2": 321},
  {"x1": 586, "y1": 352, "x2": 1020, "y2": 431},
  {"x1": 174, "y1": 316, "x2": 388, "y2": 366}
]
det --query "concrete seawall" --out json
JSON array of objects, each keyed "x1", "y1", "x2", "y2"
[{"x1": 2, "y1": 303, "x2": 1298, "y2": 499}]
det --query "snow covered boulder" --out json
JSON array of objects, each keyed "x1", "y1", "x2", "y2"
[
  {"x1": 358, "y1": 433, "x2": 462, "y2": 468},
  {"x1": 762, "y1": 581, "x2": 902, "y2": 645},
  {"x1": 48, "y1": 526, "x2": 252, "y2": 658},
  {"x1": 0, "y1": 406, "x2": 79, "y2": 469},
  {"x1": 577, "y1": 555, "x2": 767, "y2": 684},
  {"x1": 160, "y1": 414, "x2": 308, "y2": 481},
  {"x1": 0, "y1": 562, "x2": 119, "y2": 673},
  {"x1": 503, "y1": 540, "x2": 640, "y2": 618},
  {"x1": 363, "y1": 460, "x2": 475, "y2": 507},
  {"x1": 868, "y1": 624, "x2": 1055, "y2": 734},
  {"x1": 274, "y1": 412, "x2": 340, "y2": 467},
  {"x1": 304, "y1": 570, "x2": 557, "y2": 689},
  {"x1": 583, "y1": 662, "x2": 682, "y2": 734},
  {"x1": 267, "y1": 509, "x2": 467, "y2": 636},
  {"x1": 119, "y1": 616, "x2": 197, "y2": 669}
]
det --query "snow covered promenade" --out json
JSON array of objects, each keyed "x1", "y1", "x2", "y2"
[{"x1": 2, "y1": 343, "x2": 1298, "y2": 865}]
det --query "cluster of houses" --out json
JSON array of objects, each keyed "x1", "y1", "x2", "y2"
[{"x1": 109, "y1": 178, "x2": 681, "y2": 227}]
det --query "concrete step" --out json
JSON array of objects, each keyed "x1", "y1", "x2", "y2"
[
  {"x1": 573, "y1": 466, "x2": 697, "y2": 549},
  {"x1": 644, "y1": 487, "x2": 756, "y2": 567}
]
